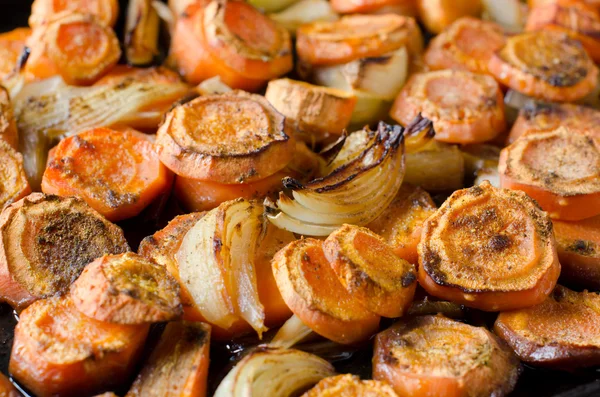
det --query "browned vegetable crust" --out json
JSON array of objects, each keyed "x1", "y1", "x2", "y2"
[{"x1": 302, "y1": 374, "x2": 398, "y2": 397}]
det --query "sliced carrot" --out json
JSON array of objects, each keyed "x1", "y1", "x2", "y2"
[
  {"x1": 0, "y1": 27, "x2": 30, "y2": 80},
  {"x1": 417, "y1": 0, "x2": 483, "y2": 34},
  {"x1": 488, "y1": 30, "x2": 598, "y2": 102},
  {"x1": 0, "y1": 141, "x2": 30, "y2": 211},
  {"x1": 126, "y1": 322, "x2": 210, "y2": 397},
  {"x1": 323, "y1": 224, "x2": 417, "y2": 318},
  {"x1": 424, "y1": 17, "x2": 506, "y2": 75},
  {"x1": 418, "y1": 182, "x2": 560, "y2": 311},
  {"x1": 373, "y1": 315, "x2": 520, "y2": 397},
  {"x1": 495, "y1": 285, "x2": 600, "y2": 369},
  {"x1": 29, "y1": 0, "x2": 119, "y2": 27},
  {"x1": 390, "y1": 70, "x2": 506, "y2": 144},
  {"x1": 530, "y1": 0, "x2": 600, "y2": 9},
  {"x1": 156, "y1": 91, "x2": 295, "y2": 184},
  {"x1": 296, "y1": 14, "x2": 423, "y2": 67},
  {"x1": 499, "y1": 127, "x2": 600, "y2": 220},
  {"x1": 9, "y1": 297, "x2": 148, "y2": 397},
  {"x1": 42, "y1": 127, "x2": 173, "y2": 222},
  {"x1": 302, "y1": 374, "x2": 398, "y2": 397},
  {"x1": 272, "y1": 238, "x2": 380, "y2": 345},
  {"x1": 330, "y1": 0, "x2": 418, "y2": 16},
  {"x1": 0, "y1": 87, "x2": 18, "y2": 151},
  {"x1": 171, "y1": 0, "x2": 292, "y2": 90},
  {"x1": 0, "y1": 372, "x2": 19, "y2": 397},
  {"x1": 366, "y1": 184, "x2": 436, "y2": 264}
]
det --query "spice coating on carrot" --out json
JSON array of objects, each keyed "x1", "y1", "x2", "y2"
[{"x1": 0, "y1": 141, "x2": 30, "y2": 211}]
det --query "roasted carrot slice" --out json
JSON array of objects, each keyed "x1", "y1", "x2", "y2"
[
  {"x1": 553, "y1": 215, "x2": 600, "y2": 289},
  {"x1": 330, "y1": 0, "x2": 417, "y2": 16},
  {"x1": 303, "y1": 374, "x2": 398, "y2": 397},
  {"x1": 488, "y1": 30, "x2": 598, "y2": 102},
  {"x1": 367, "y1": 184, "x2": 436, "y2": 264},
  {"x1": 272, "y1": 238, "x2": 380, "y2": 345},
  {"x1": 417, "y1": 0, "x2": 483, "y2": 34},
  {"x1": 126, "y1": 322, "x2": 210, "y2": 397},
  {"x1": 42, "y1": 127, "x2": 173, "y2": 222},
  {"x1": 0, "y1": 87, "x2": 18, "y2": 151},
  {"x1": 0, "y1": 27, "x2": 30, "y2": 80},
  {"x1": 9, "y1": 297, "x2": 148, "y2": 397},
  {"x1": 530, "y1": 0, "x2": 600, "y2": 9},
  {"x1": 499, "y1": 127, "x2": 600, "y2": 221},
  {"x1": 29, "y1": 0, "x2": 119, "y2": 27},
  {"x1": 171, "y1": 0, "x2": 292, "y2": 90},
  {"x1": 157, "y1": 91, "x2": 295, "y2": 184},
  {"x1": 373, "y1": 315, "x2": 520, "y2": 397},
  {"x1": 495, "y1": 285, "x2": 600, "y2": 369},
  {"x1": 418, "y1": 182, "x2": 560, "y2": 311},
  {"x1": 0, "y1": 141, "x2": 30, "y2": 211},
  {"x1": 0, "y1": 193, "x2": 130, "y2": 310},
  {"x1": 424, "y1": 17, "x2": 506, "y2": 75},
  {"x1": 390, "y1": 70, "x2": 506, "y2": 144},
  {"x1": 323, "y1": 224, "x2": 417, "y2": 318},
  {"x1": 0, "y1": 372, "x2": 19, "y2": 397},
  {"x1": 70, "y1": 252, "x2": 182, "y2": 324},
  {"x1": 296, "y1": 14, "x2": 423, "y2": 67}
]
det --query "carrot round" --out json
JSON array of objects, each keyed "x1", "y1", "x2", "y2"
[
  {"x1": 42, "y1": 127, "x2": 173, "y2": 222},
  {"x1": 390, "y1": 70, "x2": 506, "y2": 144},
  {"x1": 29, "y1": 0, "x2": 119, "y2": 27},
  {"x1": 296, "y1": 14, "x2": 423, "y2": 67},
  {"x1": 156, "y1": 92, "x2": 295, "y2": 184},
  {"x1": 0, "y1": 372, "x2": 19, "y2": 397},
  {"x1": 0, "y1": 27, "x2": 30, "y2": 80},
  {"x1": 272, "y1": 238, "x2": 380, "y2": 345},
  {"x1": 9, "y1": 297, "x2": 148, "y2": 397},
  {"x1": 499, "y1": 127, "x2": 600, "y2": 221},
  {"x1": 495, "y1": 285, "x2": 600, "y2": 370},
  {"x1": 302, "y1": 374, "x2": 398, "y2": 397},
  {"x1": 367, "y1": 184, "x2": 436, "y2": 264},
  {"x1": 323, "y1": 224, "x2": 417, "y2": 318},
  {"x1": 0, "y1": 140, "x2": 30, "y2": 211},
  {"x1": 418, "y1": 182, "x2": 560, "y2": 311},
  {"x1": 171, "y1": 0, "x2": 292, "y2": 90},
  {"x1": 0, "y1": 87, "x2": 18, "y2": 151},
  {"x1": 330, "y1": 0, "x2": 418, "y2": 16},
  {"x1": 424, "y1": 17, "x2": 506, "y2": 75},
  {"x1": 0, "y1": 193, "x2": 130, "y2": 310},
  {"x1": 488, "y1": 30, "x2": 598, "y2": 102},
  {"x1": 417, "y1": 0, "x2": 483, "y2": 34},
  {"x1": 373, "y1": 315, "x2": 520, "y2": 397},
  {"x1": 70, "y1": 252, "x2": 183, "y2": 324}
]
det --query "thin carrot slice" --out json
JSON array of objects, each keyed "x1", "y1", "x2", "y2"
[
  {"x1": 302, "y1": 374, "x2": 398, "y2": 397},
  {"x1": 330, "y1": 0, "x2": 417, "y2": 16},
  {"x1": 323, "y1": 224, "x2": 417, "y2": 318},
  {"x1": 29, "y1": 0, "x2": 119, "y2": 27},
  {"x1": 42, "y1": 127, "x2": 173, "y2": 222},
  {"x1": 499, "y1": 127, "x2": 600, "y2": 221},
  {"x1": 495, "y1": 285, "x2": 600, "y2": 369},
  {"x1": 417, "y1": 0, "x2": 483, "y2": 34},
  {"x1": 126, "y1": 322, "x2": 211, "y2": 397},
  {"x1": 418, "y1": 182, "x2": 560, "y2": 311},
  {"x1": 0, "y1": 372, "x2": 19, "y2": 397},
  {"x1": 70, "y1": 252, "x2": 183, "y2": 324},
  {"x1": 424, "y1": 17, "x2": 506, "y2": 75},
  {"x1": 0, "y1": 193, "x2": 130, "y2": 310},
  {"x1": 9, "y1": 297, "x2": 148, "y2": 397},
  {"x1": 171, "y1": 0, "x2": 292, "y2": 90},
  {"x1": 367, "y1": 184, "x2": 436, "y2": 264},
  {"x1": 553, "y1": 215, "x2": 600, "y2": 289},
  {"x1": 296, "y1": 14, "x2": 423, "y2": 67},
  {"x1": 272, "y1": 238, "x2": 380, "y2": 345},
  {"x1": 157, "y1": 92, "x2": 295, "y2": 184},
  {"x1": 373, "y1": 315, "x2": 520, "y2": 397},
  {"x1": 390, "y1": 70, "x2": 506, "y2": 144},
  {"x1": 0, "y1": 27, "x2": 30, "y2": 80},
  {"x1": 488, "y1": 30, "x2": 598, "y2": 102},
  {"x1": 0, "y1": 141, "x2": 30, "y2": 211}
]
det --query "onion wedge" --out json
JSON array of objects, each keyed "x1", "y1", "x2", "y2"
[
  {"x1": 269, "y1": 0, "x2": 339, "y2": 36},
  {"x1": 125, "y1": 0, "x2": 160, "y2": 66}
]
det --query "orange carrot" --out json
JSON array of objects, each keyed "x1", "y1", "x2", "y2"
[
  {"x1": 0, "y1": 27, "x2": 30, "y2": 80},
  {"x1": 0, "y1": 141, "x2": 30, "y2": 210},
  {"x1": 29, "y1": 0, "x2": 119, "y2": 27}
]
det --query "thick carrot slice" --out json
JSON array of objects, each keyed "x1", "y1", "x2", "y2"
[
  {"x1": 156, "y1": 92, "x2": 295, "y2": 184},
  {"x1": 302, "y1": 374, "x2": 398, "y2": 397},
  {"x1": 499, "y1": 127, "x2": 600, "y2": 220},
  {"x1": 495, "y1": 285, "x2": 600, "y2": 369},
  {"x1": 323, "y1": 224, "x2": 417, "y2": 318},
  {"x1": 367, "y1": 184, "x2": 436, "y2": 264},
  {"x1": 488, "y1": 30, "x2": 598, "y2": 102},
  {"x1": 0, "y1": 372, "x2": 19, "y2": 397},
  {"x1": 0, "y1": 27, "x2": 30, "y2": 80},
  {"x1": 42, "y1": 127, "x2": 173, "y2": 222},
  {"x1": 29, "y1": 0, "x2": 119, "y2": 27},
  {"x1": 9, "y1": 297, "x2": 148, "y2": 397},
  {"x1": 0, "y1": 141, "x2": 30, "y2": 211},
  {"x1": 0, "y1": 193, "x2": 130, "y2": 310},
  {"x1": 424, "y1": 17, "x2": 506, "y2": 75},
  {"x1": 330, "y1": 0, "x2": 418, "y2": 16},
  {"x1": 553, "y1": 215, "x2": 600, "y2": 289},
  {"x1": 390, "y1": 70, "x2": 506, "y2": 144},
  {"x1": 126, "y1": 322, "x2": 210, "y2": 397},
  {"x1": 373, "y1": 315, "x2": 520, "y2": 397},
  {"x1": 171, "y1": 0, "x2": 292, "y2": 90},
  {"x1": 417, "y1": 0, "x2": 483, "y2": 34},
  {"x1": 418, "y1": 182, "x2": 560, "y2": 311},
  {"x1": 272, "y1": 238, "x2": 380, "y2": 345},
  {"x1": 70, "y1": 252, "x2": 183, "y2": 324},
  {"x1": 296, "y1": 14, "x2": 423, "y2": 67}
]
